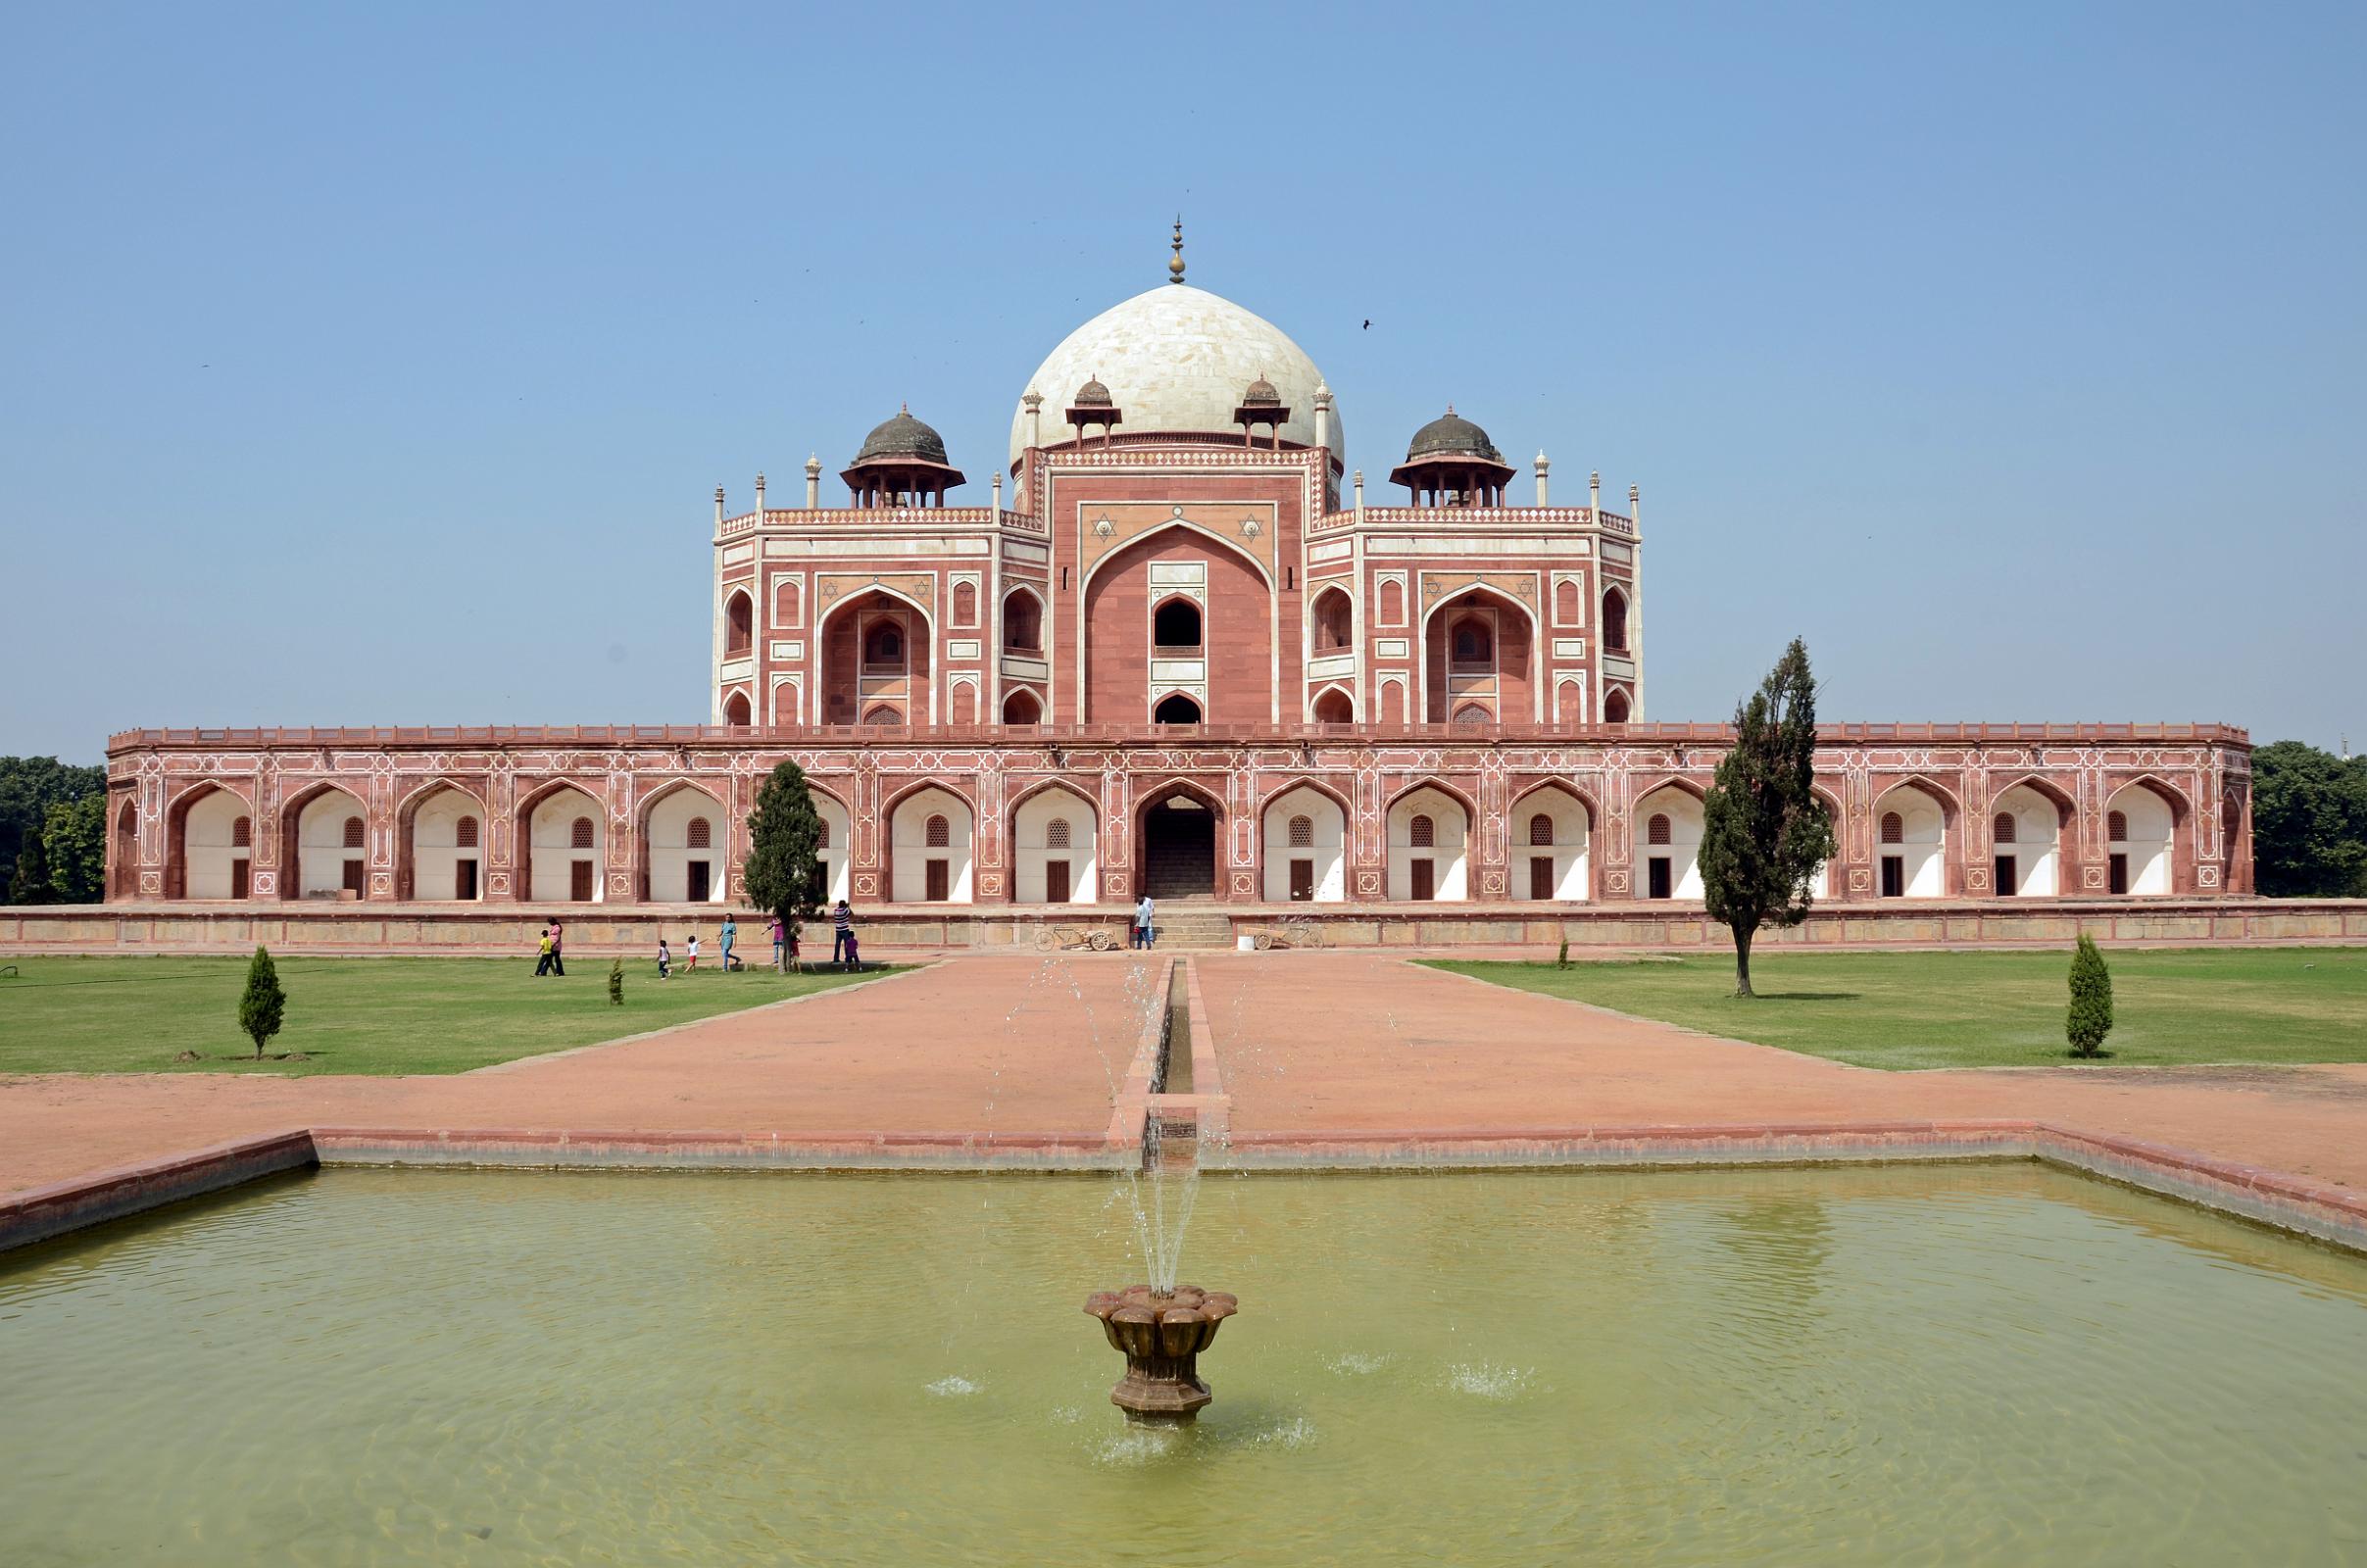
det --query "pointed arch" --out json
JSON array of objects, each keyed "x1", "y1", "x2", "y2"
[
  {"x1": 724, "y1": 588, "x2": 754, "y2": 658},
  {"x1": 1417, "y1": 583, "x2": 1541, "y2": 725},
  {"x1": 1011, "y1": 779, "x2": 1101, "y2": 904},
  {"x1": 1310, "y1": 683, "x2": 1356, "y2": 724},
  {"x1": 277, "y1": 779, "x2": 372, "y2": 901},
  {"x1": 396, "y1": 777, "x2": 490, "y2": 902},
  {"x1": 1260, "y1": 777, "x2": 1352, "y2": 902},
  {"x1": 1002, "y1": 687, "x2": 1043, "y2": 725},
  {"x1": 1508, "y1": 779, "x2": 1595, "y2": 902},
  {"x1": 165, "y1": 779, "x2": 256, "y2": 900},
  {"x1": 1000, "y1": 584, "x2": 1045, "y2": 654},
  {"x1": 884, "y1": 780, "x2": 976, "y2": 904},
  {"x1": 515, "y1": 777, "x2": 610, "y2": 905},
  {"x1": 1135, "y1": 775, "x2": 1227, "y2": 901},
  {"x1": 642, "y1": 777, "x2": 730, "y2": 903},
  {"x1": 1308, "y1": 584, "x2": 1355, "y2": 652}
]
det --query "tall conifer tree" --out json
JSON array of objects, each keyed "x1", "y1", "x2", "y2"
[
  {"x1": 741, "y1": 760, "x2": 827, "y2": 947},
  {"x1": 1700, "y1": 638, "x2": 1837, "y2": 997}
]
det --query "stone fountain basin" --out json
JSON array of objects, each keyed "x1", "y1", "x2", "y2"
[{"x1": 1084, "y1": 1284, "x2": 1237, "y2": 1358}]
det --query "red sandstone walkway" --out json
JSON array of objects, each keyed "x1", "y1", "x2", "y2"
[
  {"x1": 0, "y1": 957, "x2": 1156, "y2": 1197},
  {"x1": 7, "y1": 951, "x2": 2366, "y2": 1205},
  {"x1": 1195, "y1": 953, "x2": 2367, "y2": 1193}
]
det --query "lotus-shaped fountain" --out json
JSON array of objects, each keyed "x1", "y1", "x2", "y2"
[{"x1": 1084, "y1": 1284, "x2": 1239, "y2": 1425}]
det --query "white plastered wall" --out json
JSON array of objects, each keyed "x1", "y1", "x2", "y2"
[
  {"x1": 1012, "y1": 787, "x2": 1099, "y2": 904},
  {"x1": 647, "y1": 787, "x2": 727, "y2": 904},
  {"x1": 181, "y1": 790, "x2": 249, "y2": 899},
  {"x1": 815, "y1": 793, "x2": 853, "y2": 906},
  {"x1": 2108, "y1": 786, "x2": 2176, "y2": 895},
  {"x1": 1875, "y1": 786, "x2": 1948, "y2": 899},
  {"x1": 1633, "y1": 787, "x2": 1705, "y2": 900},
  {"x1": 411, "y1": 789, "x2": 484, "y2": 902},
  {"x1": 1261, "y1": 785, "x2": 1348, "y2": 903},
  {"x1": 1511, "y1": 789, "x2": 1591, "y2": 901},
  {"x1": 297, "y1": 790, "x2": 368, "y2": 897},
  {"x1": 1991, "y1": 786, "x2": 2062, "y2": 897},
  {"x1": 890, "y1": 787, "x2": 974, "y2": 904},
  {"x1": 529, "y1": 787, "x2": 606, "y2": 904},
  {"x1": 1386, "y1": 786, "x2": 1469, "y2": 902}
]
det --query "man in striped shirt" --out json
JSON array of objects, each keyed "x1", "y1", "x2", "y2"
[{"x1": 831, "y1": 900, "x2": 855, "y2": 966}]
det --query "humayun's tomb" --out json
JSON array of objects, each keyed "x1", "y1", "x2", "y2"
[{"x1": 67, "y1": 233, "x2": 2282, "y2": 953}]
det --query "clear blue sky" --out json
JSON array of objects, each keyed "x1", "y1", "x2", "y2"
[{"x1": 4, "y1": 2, "x2": 2360, "y2": 761}]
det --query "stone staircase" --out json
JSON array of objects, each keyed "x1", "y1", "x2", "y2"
[{"x1": 1147, "y1": 900, "x2": 1236, "y2": 951}]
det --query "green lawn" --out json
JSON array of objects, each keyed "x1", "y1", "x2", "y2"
[
  {"x1": 1421, "y1": 948, "x2": 2367, "y2": 1070},
  {"x1": 0, "y1": 956, "x2": 895, "y2": 1076}
]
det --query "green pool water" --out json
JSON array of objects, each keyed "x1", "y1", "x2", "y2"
[{"x1": 4, "y1": 1163, "x2": 2364, "y2": 1566}]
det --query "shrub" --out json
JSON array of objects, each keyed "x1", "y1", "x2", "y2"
[
  {"x1": 1555, "y1": 936, "x2": 1570, "y2": 971},
  {"x1": 2067, "y1": 934, "x2": 2114, "y2": 1057},
  {"x1": 608, "y1": 957, "x2": 624, "y2": 1005},
  {"x1": 238, "y1": 945, "x2": 286, "y2": 1059}
]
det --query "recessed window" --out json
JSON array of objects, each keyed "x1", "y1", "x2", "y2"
[
  {"x1": 342, "y1": 815, "x2": 366, "y2": 849},
  {"x1": 1648, "y1": 813, "x2": 1671, "y2": 847},
  {"x1": 570, "y1": 816, "x2": 595, "y2": 849},
  {"x1": 725, "y1": 592, "x2": 753, "y2": 657},
  {"x1": 1153, "y1": 598, "x2": 1202, "y2": 651},
  {"x1": 1288, "y1": 814, "x2": 1313, "y2": 849},
  {"x1": 1530, "y1": 812, "x2": 1553, "y2": 846},
  {"x1": 2107, "y1": 809, "x2": 2129, "y2": 842},
  {"x1": 925, "y1": 813, "x2": 950, "y2": 849},
  {"x1": 1002, "y1": 590, "x2": 1043, "y2": 653},
  {"x1": 1046, "y1": 818, "x2": 1072, "y2": 850},
  {"x1": 1409, "y1": 813, "x2": 1435, "y2": 849},
  {"x1": 1154, "y1": 693, "x2": 1203, "y2": 724},
  {"x1": 1603, "y1": 588, "x2": 1630, "y2": 653},
  {"x1": 456, "y1": 815, "x2": 478, "y2": 849},
  {"x1": 1603, "y1": 690, "x2": 1631, "y2": 723},
  {"x1": 231, "y1": 815, "x2": 252, "y2": 849},
  {"x1": 1992, "y1": 811, "x2": 2016, "y2": 845},
  {"x1": 687, "y1": 817, "x2": 712, "y2": 850},
  {"x1": 1880, "y1": 811, "x2": 1904, "y2": 845}
]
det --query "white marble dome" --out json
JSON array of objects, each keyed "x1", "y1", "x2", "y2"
[{"x1": 1010, "y1": 284, "x2": 1341, "y2": 468}]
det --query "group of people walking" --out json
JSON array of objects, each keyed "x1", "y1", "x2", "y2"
[{"x1": 535, "y1": 903, "x2": 864, "y2": 979}]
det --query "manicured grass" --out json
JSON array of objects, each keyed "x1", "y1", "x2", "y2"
[
  {"x1": 1422, "y1": 948, "x2": 2367, "y2": 1070},
  {"x1": 0, "y1": 956, "x2": 895, "y2": 1076}
]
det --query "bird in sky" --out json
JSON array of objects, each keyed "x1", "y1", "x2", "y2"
[{"x1": 1361, "y1": 319, "x2": 1370, "y2": 330}]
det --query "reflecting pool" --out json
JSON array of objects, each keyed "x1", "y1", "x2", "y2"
[{"x1": 4, "y1": 1163, "x2": 2364, "y2": 1565}]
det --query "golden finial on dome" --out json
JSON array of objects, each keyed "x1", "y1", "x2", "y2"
[{"x1": 1168, "y1": 216, "x2": 1185, "y2": 284}]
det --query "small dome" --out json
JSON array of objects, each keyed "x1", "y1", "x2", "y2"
[
  {"x1": 854, "y1": 404, "x2": 950, "y2": 466},
  {"x1": 1241, "y1": 374, "x2": 1281, "y2": 407},
  {"x1": 1072, "y1": 375, "x2": 1114, "y2": 409},
  {"x1": 1405, "y1": 406, "x2": 1504, "y2": 465}
]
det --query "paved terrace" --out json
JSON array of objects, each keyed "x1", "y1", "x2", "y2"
[{"x1": 3, "y1": 952, "x2": 2363, "y2": 1214}]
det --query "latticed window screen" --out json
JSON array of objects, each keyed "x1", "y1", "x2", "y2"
[
  {"x1": 1880, "y1": 812, "x2": 1904, "y2": 845},
  {"x1": 456, "y1": 815, "x2": 478, "y2": 849},
  {"x1": 1648, "y1": 813, "x2": 1671, "y2": 847},
  {"x1": 1530, "y1": 813, "x2": 1553, "y2": 846},
  {"x1": 342, "y1": 816, "x2": 366, "y2": 849},
  {"x1": 687, "y1": 817, "x2": 712, "y2": 850},
  {"x1": 1409, "y1": 813, "x2": 1435, "y2": 849},
  {"x1": 816, "y1": 820, "x2": 830, "y2": 849},
  {"x1": 1046, "y1": 818, "x2": 1071, "y2": 850},
  {"x1": 571, "y1": 816, "x2": 595, "y2": 849},
  {"x1": 926, "y1": 814, "x2": 950, "y2": 849},
  {"x1": 1992, "y1": 812, "x2": 2015, "y2": 845},
  {"x1": 2107, "y1": 810, "x2": 2129, "y2": 841},
  {"x1": 231, "y1": 815, "x2": 252, "y2": 848},
  {"x1": 1288, "y1": 814, "x2": 1313, "y2": 848}
]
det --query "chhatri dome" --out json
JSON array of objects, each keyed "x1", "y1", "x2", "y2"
[{"x1": 1009, "y1": 230, "x2": 1341, "y2": 467}]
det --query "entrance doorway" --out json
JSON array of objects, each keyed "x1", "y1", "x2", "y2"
[
  {"x1": 455, "y1": 860, "x2": 478, "y2": 901},
  {"x1": 570, "y1": 860, "x2": 594, "y2": 902},
  {"x1": 925, "y1": 858, "x2": 950, "y2": 902},
  {"x1": 1647, "y1": 858, "x2": 1672, "y2": 900},
  {"x1": 1142, "y1": 796, "x2": 1218, "y2": 899},
  {"x1": 1529, "y1": 856, "x2": 1553, "y2": 900},
  {"x1": 1993, "y1": 855, "x2": 2016, "y2": 897},
  {"x1": 1046, "y1": 859, "x2": 1071, "y2": 904},
  {"x1": 687, "y1": 861, "x2": 711, "y2": 903},
  {"x1": 2108, "y1": 854, "x2": 2129, "y2": 896},
  {"x1": 230, "y1": 860, "x2": 250, "y2": 900},
  {"x1": 1409, "y1": 858, "x2": 1436, "y2": 902},
  {"x1": 1881, "y1": 856, "x2": 1905, "y2": 899},
  {"x1": 1289, "y1": 858, "x2": 1314, "y2": 901}
]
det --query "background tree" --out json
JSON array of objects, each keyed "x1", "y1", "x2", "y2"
[
  {"x1": 0, "y1": 758, "x2": 104, "y2": 894},
  {"x1": 608, "y1": 956, "x2": 624, "y2": 1005},
  {"x1": 2066, "y1": 933, "x2": 2114, "y2": 1057},
  {"x1": 2250, "y1": 740, "x2": 2367, "y2": 897},
  {"x1": 237, "y1": 945, "x2": 287, "y2": 1060},
  {"x1": 41, "y1": 795, "x2": 109, "y2": 904},
  {"x1": 8, "y1": 826, "x2": 53, "y2": 905},
  {"x1": 741, "y1": 760, "x2": 826, "y2": 951},
  {"x1": 1700, "y1": 638, "x2": 1838, "y2": 998}
]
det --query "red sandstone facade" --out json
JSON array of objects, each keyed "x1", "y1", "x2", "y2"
[{"x1": 101, "y1": 261, "x2": 2253, "y2": 918}]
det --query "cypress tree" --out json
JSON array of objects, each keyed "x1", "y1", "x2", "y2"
[
  {"x1": 608, "y1": 956, "x2": 624, "y2": 1005},
  {"x1": 2066, "y1": 934, "x2": 2114, "y2": 1057},
  {"x1": 741, "y1": 761, "x2": 827, "y2": 948},
  {"x1": 1699, "y1": 638, "x2": 1838, "y2": 998},
  {"x1": 237, "y1": 945, "x2": 287, "y2": 1059}
]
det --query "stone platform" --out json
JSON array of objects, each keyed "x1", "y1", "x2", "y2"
[{"x1": 6, "y1": 895, "x2": 2365, "y2": 956}]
